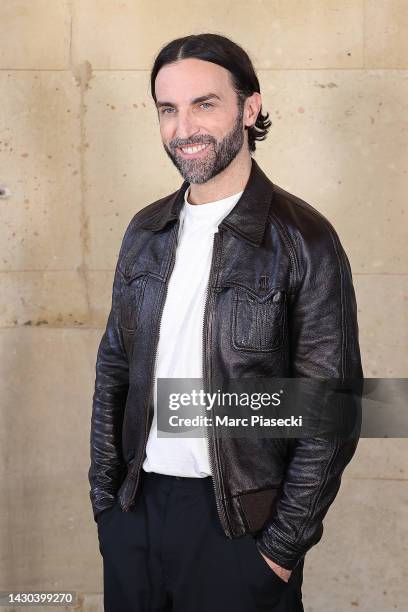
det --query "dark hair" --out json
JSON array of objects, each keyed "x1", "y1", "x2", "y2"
[{"x1": 150, "y1": 33, "x2": 271, "y2": 153}]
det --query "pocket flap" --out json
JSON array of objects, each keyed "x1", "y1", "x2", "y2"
[{"x1": 236, "y1": 286, "x2": 284, "y2": 304}]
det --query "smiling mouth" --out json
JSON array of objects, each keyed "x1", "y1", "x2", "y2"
[{"x1": 177, "y1": 143, "x2": 211, "y2": 156}]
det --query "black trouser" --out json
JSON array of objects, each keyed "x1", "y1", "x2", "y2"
[{"x1": 97, "y1": 469, "x2": 304, "y2": 611}]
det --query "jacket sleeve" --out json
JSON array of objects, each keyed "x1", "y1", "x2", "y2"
[
  {"x1": 255, "y1": 219, "x2": 363, "y2": 570},
  {"x1": 88, "y1": 242, "x2": 130, "y2": 523}
]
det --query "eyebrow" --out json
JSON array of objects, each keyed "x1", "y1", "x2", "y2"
[{"x1": 155, "y1": 92, "x2": 222, "y2": 109}]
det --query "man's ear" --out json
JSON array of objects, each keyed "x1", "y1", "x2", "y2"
[{"x1": 244, "y1": 92, "x2": 262, "y2": 128}]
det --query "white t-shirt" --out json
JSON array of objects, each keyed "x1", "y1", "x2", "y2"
[{"x1": 142, "y1": 184, "x2": 244, "y2": 477}]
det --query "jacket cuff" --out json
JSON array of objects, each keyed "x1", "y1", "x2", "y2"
[
  {"x1": 254, "y1": 529, "x2": 306, "y2": 571},
  {"x1": 90, "y1": 489, "x2": 118, "y2": 523}
]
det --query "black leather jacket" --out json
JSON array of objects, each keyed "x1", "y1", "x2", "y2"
[{"x1": 88, "y1": 158, "x2": 363, "y2": 570}]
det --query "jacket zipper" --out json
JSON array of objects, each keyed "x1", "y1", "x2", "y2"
[
  {"x1": 122, "y1": 221, "x2": 233, "y2": 538},
  {"x1": 202, "y1": 230, "x2": 232, "y2": 538},
  {"x1": 122, "y1": 221, "x2": 180, "y2": 511}
]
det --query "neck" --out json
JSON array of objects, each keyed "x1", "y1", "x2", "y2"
[{"x1": 187, "y1": 149, "x2": 252, "y2": 205}]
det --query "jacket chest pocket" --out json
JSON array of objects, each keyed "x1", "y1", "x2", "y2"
[
  {"x1": 119, "y1": 274, "x2": 148, "y2": 333},
  {"x1": 232, "y1": 286, "x2": 286, "y2": 352}
]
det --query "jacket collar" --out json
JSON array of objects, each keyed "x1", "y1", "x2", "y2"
[{"x1": 139, "y1": 157, "x2": 274, "y2": 247}]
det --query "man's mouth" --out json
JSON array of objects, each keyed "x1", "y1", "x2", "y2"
[{"x1": 177, "y1": 143, "x2": 211, "y2": 157}]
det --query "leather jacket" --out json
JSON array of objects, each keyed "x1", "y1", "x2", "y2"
[{"x1": 88, "y1": 158, "x2": 363, "y2": 570}]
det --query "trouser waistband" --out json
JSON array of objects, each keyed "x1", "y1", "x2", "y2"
[{"x1": 142, "y1": 469, "x2": 212, "y2": 487}]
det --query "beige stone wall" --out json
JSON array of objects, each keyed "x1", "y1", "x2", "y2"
[{"x1": 0, "y1": 2, "x2": 407, "y2": 610}]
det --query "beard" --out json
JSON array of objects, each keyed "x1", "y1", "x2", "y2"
[{"x1": 162, "y1": 99, "x2": 246, "y2": 184}]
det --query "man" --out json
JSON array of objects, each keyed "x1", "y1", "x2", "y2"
[{"x1": 89, "y1": 33, "x2": 363, "y2": 612}]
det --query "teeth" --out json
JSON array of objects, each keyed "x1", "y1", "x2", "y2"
[{"x1": 180, "y1": 144, "x2": 208, "y2": 154}]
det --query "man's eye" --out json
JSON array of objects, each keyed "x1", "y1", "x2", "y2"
[{"x1": 160, "y1": 103, "x2": 213, "y2": 115}]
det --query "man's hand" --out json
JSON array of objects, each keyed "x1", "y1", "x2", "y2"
[{"x1": 259, "y1": 551, "x2": 292, "y2": 583}]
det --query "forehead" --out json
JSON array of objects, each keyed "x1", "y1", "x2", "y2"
[{"x1": 155, "y1": 58, "x2": 233, "y2": 100}]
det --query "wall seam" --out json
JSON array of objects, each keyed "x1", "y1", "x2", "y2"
[{"x1": 68, "y1": 0, "x2": 92, "y2": 326}]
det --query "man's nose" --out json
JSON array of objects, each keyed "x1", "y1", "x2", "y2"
[{"x1": 175, "y1": 111, "x2": 200, "y2": 142}]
